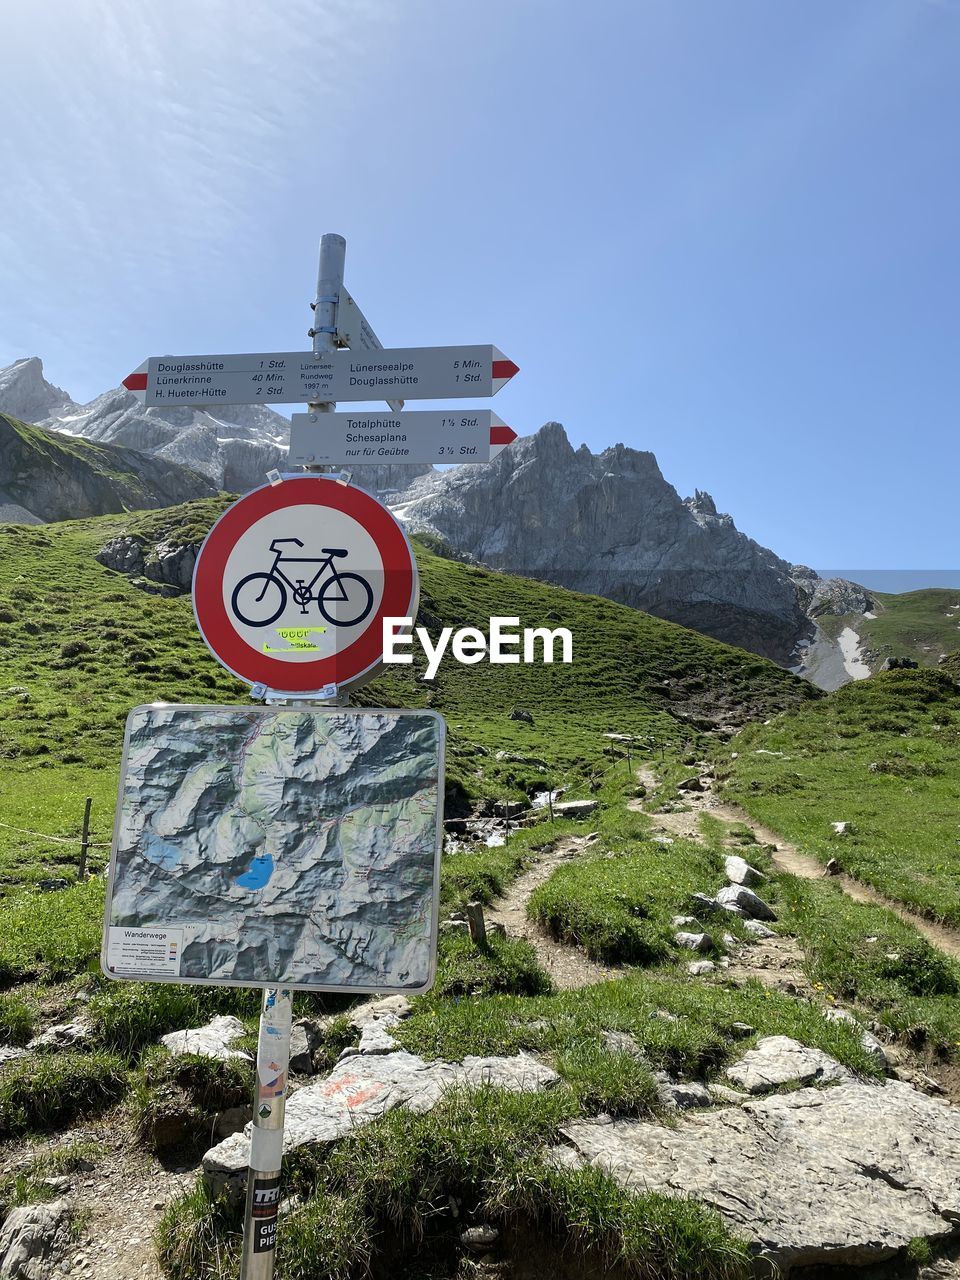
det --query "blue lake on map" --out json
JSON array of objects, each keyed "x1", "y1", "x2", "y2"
[
  {"x1": 141, "y1": 833, "x2": 182, "y2": 871},
  {"x1": 236, "y1": 855, "x2": 274, "y2": 890}
]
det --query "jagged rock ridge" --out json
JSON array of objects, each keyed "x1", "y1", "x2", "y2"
[
  {"x1": 0, "y1": 357, "x2": 76, "y2": 423},
  {"x1": 394, "y1": 422, "x2": 810, "y2": 664}
]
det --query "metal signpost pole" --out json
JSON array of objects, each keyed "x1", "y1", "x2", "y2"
[
  {"x1": 239, "y1": 233, "x2": 344, "y2": 1279},
  {"x1": 309, "y1": 232, "x2": 346, "y2": 419},
  {"x1": 239, "y1": 987, "x2": 292, "y2": 1278}
]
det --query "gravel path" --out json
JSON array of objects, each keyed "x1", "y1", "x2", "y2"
[{"x1": 2, "y1": 1117, "x2": 196, "y2": 1279}]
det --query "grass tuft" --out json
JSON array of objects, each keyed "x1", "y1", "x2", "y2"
[
  {"x1": 529, "y1": 852, "x2": 686, "y2": 965},
  {"x1": 554, "y1": 1041, "x2": 660, "y2": 1117},
  {"x1": 156, "y1": 1179, "x2": 242, "y2": 1280},
  {"x1": 0, "y1": 1051, "x2": 127, "y2": 1137},
  {"x1": 433, "y1": 931, "x2": 553, "y2": 999},
  {"x1": 0, "y1": 879, "x2": 104, "y2": 985},
  {"x1": 0, "y1": 993, "x2": 35, "y2": 1046},
  {"x1": 130, "y1": 1047, "x2": 251, "y2": 1154}
]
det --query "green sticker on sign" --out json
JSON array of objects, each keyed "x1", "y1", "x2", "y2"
[
  {"x1": 276, "y1": 627, "x2": 327, "y2": 640},
  {"x1": 263, "y1": 626, "x2": 327, "y2": 653}
]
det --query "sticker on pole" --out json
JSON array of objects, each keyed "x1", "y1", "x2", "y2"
[
  {"x1": 101, "y1": 703, "x2": 445, "y2": 992},
  {"x1": 192, "y1": 476, "x2": 418, "y2": 693}
]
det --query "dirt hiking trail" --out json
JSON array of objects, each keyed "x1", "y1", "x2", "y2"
[
  {"x1": 485, "y1": 834, "x2": 623, "y2": 990},
  {"x1": 634, "y1": 766, "x2": 960, "y2": 961}
]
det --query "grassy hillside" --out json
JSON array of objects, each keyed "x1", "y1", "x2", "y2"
[
  {"x1": 862, "y1": 589, "x2": 960, "y2": 665},
  {"x1": 723, "y1": 667, "x2": 960, "y2": 925},
  {"x1": 815, "y1": 587, "x2": 960, "y2": 671},
  {"x1": 1, "y1": 502, "x2": 959, "y2": 1279},
  {"x1": 0, "y1": 499, "x2": 814, "y2": 889},
  {"x1": 0, "y1": 412, "x2": 214, "y2": 522}
]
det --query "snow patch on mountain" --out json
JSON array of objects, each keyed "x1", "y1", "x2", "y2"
[{"x1": 838, "y1": 627, "x2": 871, "y2": 680}]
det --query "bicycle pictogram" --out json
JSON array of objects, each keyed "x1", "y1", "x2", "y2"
[{"x1": 230, "y1": 539, "x2": 374, "y2": 629}]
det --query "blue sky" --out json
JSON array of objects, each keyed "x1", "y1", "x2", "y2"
[{"x1": 1, "y1": 0, "x2": 957, "y2": 575}]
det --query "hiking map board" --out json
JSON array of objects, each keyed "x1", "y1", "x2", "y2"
[{"x1": 101, "y1": 704, "x2": 445, "y2": 993}]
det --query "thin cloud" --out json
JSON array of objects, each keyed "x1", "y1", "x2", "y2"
[{"x1": 0, "y1": 0, "x2": 400, "y2": 393}]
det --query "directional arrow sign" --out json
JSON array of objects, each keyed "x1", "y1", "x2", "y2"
[
  {"x1": 122, "y1": 345, "x2": 519, "y2": 407},
  {"x1": 335, "y1": 288, "x2": 403, "y2": 414},
  {"x1": 288, "y1": 410, "x2": 519, "y2": 466},
  {"x1": 336, "y1": 289, "x2": 383, "y2": 355}
]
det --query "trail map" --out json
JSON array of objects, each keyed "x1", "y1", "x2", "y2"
[{"x1": 103, "y1": 705, "x2": 444, "y2": 991}]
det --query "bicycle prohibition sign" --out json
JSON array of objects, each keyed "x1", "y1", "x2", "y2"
[{"x1": 231, "y1": 538, "x2": 374, "y2": 629}]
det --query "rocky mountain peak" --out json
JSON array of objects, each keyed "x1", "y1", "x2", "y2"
[
  {"x1": 393, "y1": 420, "x2": 808, "y2": 663},
  {"x1": 791, "y1": 570, "x2": 874, "y2": 619},
  {"x1": 0, "y1": 357, "x2": 76, "y2": 423},
  {"x1": 686, "y1": 489, "x2": 718, "y2": 517},
  {"x1": 596, "y1": 439, "x2": 664, "y2": 480},
  {"x1": 533, "y1": 419, "x2": 573, "y2": 445}
]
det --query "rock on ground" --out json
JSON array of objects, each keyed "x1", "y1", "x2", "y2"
[
  {"x1": 27, "y1": 1019, "x2": 91, "y2": 1051},
  {"x1": 160, "y1": 1015, "x2": 251, "y2": 1062},
  {"x1": 0, "y1": 1198, "x2": 71, "y2": 1279},
  {"x1": 461, "y1": 1224, "x2": 499, "y2": 1248},
  {"x1": 824, "y1": 1007, "x2": 888, "y2": 1065},
  {"x1": 339, "y1": 1020, "x2": 400, "y2": 1059},
  {"x1": 675, "y1": 931, "x2": 713, "y2": 953},
  {"x1": 724, "y1": 855, "x2": 764, "y2": 887},
  {"x1": 601, "y1": 1030, "x2": 643, "y2": 1058},
  {"x1": 203, "y1": 1051, "x2": 558, "y2": 1190},
  {"x1": 554, "y1": 1076, "x2": 960, "y2": 1269},
  {"x1": 551, "y1": 800, "x2": 598, "y2": 819},
  {"x1": 716, "y1": 884, "x2": 777, "y2": 921},
  {"x1": 725, "y1": 1036, "x2": 850, "y2": 1094},
  {"x1": 653, "y1": 1072, "x2": 712, "y2": 1110},
  {"x1": 743, "y1": 919, "x2": 777, "y2": 940},
  {"x1": 288, "y1": 1021, "x2": 317, "y2": 1075},
  {"x1": 347, "y1": 996, "x2": 412, "y2": 1031}
]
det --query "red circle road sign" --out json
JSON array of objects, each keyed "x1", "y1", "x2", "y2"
[{"x1": 192, "y1": 477, "x2": 419, "y2": 693}]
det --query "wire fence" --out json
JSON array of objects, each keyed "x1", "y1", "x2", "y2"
[
  {"x1": 0, "y1": 819, "x2": 110, "y2": 848},
  {"x1": 0, "y1": 739, "x2": 656, "y2": 881}
]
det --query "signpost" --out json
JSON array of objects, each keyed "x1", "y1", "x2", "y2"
[
  {"x1": 288, "y1": 408, "x2": 518, "y2": 466},
  {"x1": 122, "y1": 343, "x2": 519, "y2": 407},
  {"x1": 110, "y1": 233, "x2": 519, "y2": 1280}
]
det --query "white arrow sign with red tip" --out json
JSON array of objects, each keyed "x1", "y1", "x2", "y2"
[
  {"x1": 334, "y1": 288, "x2": 404, "y2": 414},
  {"x1": 122, "y1": 345, "x2": 519, "y2": 407},
  {"x1": 288, "y1": 410, "x2": 518, "y2": 467}
]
